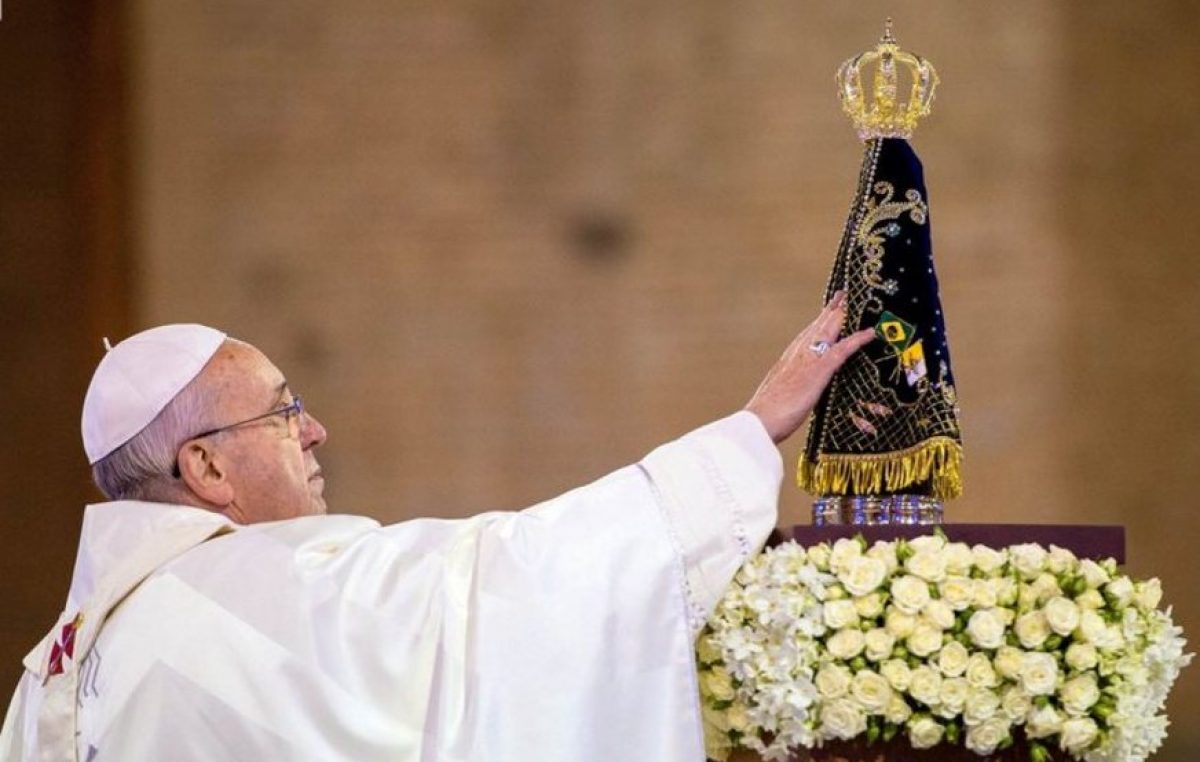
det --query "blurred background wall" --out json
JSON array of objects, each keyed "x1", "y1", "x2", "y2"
[{"x1": 2, "y1": 1, "x2": 1197, "y2": 757}]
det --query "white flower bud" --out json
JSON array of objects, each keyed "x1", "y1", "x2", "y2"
[
  {"x1": 884, "y1": 693, "x2": 913, "y2": 724},
  {"x1": 923, "y1": 599, "x2": 956, "y2": 631},
  {"x1": 829, "y1": 538, "x2": 863, "y2": 575},
  {"x1": 1046, "y1": 545, "x2": 1077, "y2": 575},
  {"x1": 1000, "y1": 685, "x2": 1032, "y2": 722},
  {"x1": 1025, "y1": 703, "x2": 1063, "y2": 739},
  {"x1": 1106, "y1": 576, "x2": 1135, "y2": 608},
  {"x1": 944, "y1": 542, "x2": 974, "y2": 576},
  {"x1": 963, "y1": 686, "x2": 1001, "y2": 726}
]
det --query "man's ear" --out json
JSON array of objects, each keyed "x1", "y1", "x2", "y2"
[{"x1": 177, "y1": 441, "x2": 234, "y2": 508}]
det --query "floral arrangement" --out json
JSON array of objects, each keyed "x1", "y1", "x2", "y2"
[{"x1": 697, "y1": 533, "x2": 1191, "y2": 762}]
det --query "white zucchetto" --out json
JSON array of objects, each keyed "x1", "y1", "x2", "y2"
[{"x1": 82, "y1": 324, "x2": 227, "y2": 464}]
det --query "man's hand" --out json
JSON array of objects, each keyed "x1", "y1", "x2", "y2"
[{"x1": 744, "y1": 290, "x2": 875, "y2": 444}]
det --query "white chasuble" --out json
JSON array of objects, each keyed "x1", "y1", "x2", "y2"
[{"x1": 1, "y1": 411, "x2": 781, "y2": 761}]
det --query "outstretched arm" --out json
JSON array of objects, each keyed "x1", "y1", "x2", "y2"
[{"x1": 745, "y1": 290, "x2": 874, "y2": 444}]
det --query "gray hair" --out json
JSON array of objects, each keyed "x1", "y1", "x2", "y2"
[{"x1": 91, "y1": 373, "x2": 219, "y2": 502}]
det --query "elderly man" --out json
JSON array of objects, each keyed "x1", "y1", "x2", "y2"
[{"x1": 1, "y1": 293, "x2": 870, "y2": 762}]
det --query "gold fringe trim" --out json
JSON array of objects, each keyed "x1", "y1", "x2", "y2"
[{"x1": 798, "y1": 437, "x2": 963, "y2": 500}]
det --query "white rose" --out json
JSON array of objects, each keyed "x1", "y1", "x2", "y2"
[
  {"x1": 885, "y1": 609, "x2": 917, "y2": 638},
  {"x1": 908, "y1": 534, "x2": 946, "y2": 554},
  {"x1": 854, "y1": 592, "x2": 885, "y2": 619},
  {"x1": 990, "y1": 577, "x2": 1018, "y2": 606},
  {"x1": 1000, "y1": 685, "x2": 1032, "y2": 722},
  {"x1": 1010, "y1": 543, "x2": 1048, "y2": 579},
  {"x1": 1019, "y1": 652, "x2": 1059, "y2": 696},
  {"x1": 963, "y1": 686, "x2": 1001, "y2": 726},
  {"x1": 971, "y1": 544, "x2": 1007, "y2": 575},
  {"x1": 884, "y1": 693, "x2": 912, "y2": 725},
  {"x1": 966, "y1": 608, "x2": 1006, "y2": 650},
  {"x1": 907, "y1": 623, "x2": 944, "y2": 658},
  {"x1": 824, "y1": 599, "x2": 860, "y2": 630},
  {"x1": 839, "y1": 555, "x2": 888, "y2": 597},
  {"x1": 827, "y1": 628, "x2": 866, "y2": 660},
  {"x1": 970, "y1": 579, "x2": 999, "y2": 609},
  {"x1": 1043, "y1": 596, "x2": 1081, "y2": 637},
  {"x1": 1134, "y1": 578, "x2": 1163, "y2": 611},
  {"x1": 1014, "y1": 611, "x2": 1051, "y2": 649},
  {"x1": 908, "y1": 665, "x2": 943, "y2": 707},
  {"x1": 829, "y1": 537, "x2": 863, "y2": 574},
  {"x1": 939, "y1": 576, "x2": 974, "y2": 611},
  {"x1": 1060, "y1": 674, "x2": 1100, "y2": 716},
  {"x1": 1017, "y1": 583, "x2": 1040, "y2": 612},
  {"x1": 908, "y1": 716, "x2": 945, "y2": 749},
  {"x1": 819, "y1": 697, "x2": 867, "y2": 741},
  {"x1": 697, "y1": 634, "x2": 722, "y2": 665},
  {"x1": 938, "y1": 677, "x2": 970, "y2": 715},
  {"x1": 1065, "y1": 642, "x2": 1098, "y2": 672},
  {"x1": 944, "y1": 542, "x2": 974, "y2": 575},
  {"x1": 1025, "y1": 704, "x2": 1063, "y2": 739},
  {"x1": 1078, "y1": 559, "x2": 1110, "y2": 589},
  {"x1": 867, "y1": 540, "x2": 899, "y2": 574},
  {"x1": 965, "y1": 717, "x2": 1010, "y2": 755},
  {"x1": 1031, "y1": 573, "x2": 1063, "y2": 604},
  {"x1": 937, "y1": 641, "x2": 970, "y2": 677},
  {"x1": 864, "y1": 628, "x2": 896, "y2": 662},
  {"x1": 1076, "y1": 589, "x2": 1104, "y2": 610},
  {"x1": 1059, "y1": 717, "x2": 1100, "y2": 754},
  {"x1": 1076, "y1": 610, "x2": 1107, "y2": 645},
  {"x1": 701, "y1": 667, "x2": 735, "y2": 702},
  {"x1": 1046, "y1": 545, "x2": 1077, "y2": 575},
  {"x1": 1105, "y1": 576, "x2": 1135, "y2": 608},
  {"x1": 891, "y1": 575, "x2": 932, "y2": 614},
  {"x1": 906, "y1": 549, "x2": 948, "y2": 583},
  {"x1": 815, "y1": 662, "x2": 852, "y2": 700},
  {"x1": 726, "y1": 703, "x2": 751, "y2": 733},
  {"x1": 851, "y1": 669, "x2": 893, "y2": 713},
  {"x1": 993, "y1": 646, "x2": 1025, "y2": 680},
  {"x1": 923, "y1": 600, "x2": 956, "y2": 631},
  {"x1": 965, "y1": 652, "x2": 999, "y2": 688},
  {"x1": 880, "y1": 659, "x2": 912, "y2": 691}
]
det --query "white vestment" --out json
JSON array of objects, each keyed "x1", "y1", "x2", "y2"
[{"x1": 1, "y1": 412, "x2": 781, "y2": 761}]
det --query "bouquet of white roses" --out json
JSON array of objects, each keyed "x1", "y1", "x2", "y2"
[{"x1": 697, "y1": 533, "x2": 1191, "y2": 762}]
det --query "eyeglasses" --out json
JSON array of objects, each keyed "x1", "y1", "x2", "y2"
[{"x1": 171, "y1": 396, "x2": 305, "y2": 478}]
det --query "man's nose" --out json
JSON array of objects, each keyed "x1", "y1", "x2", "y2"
[{"x1": 300, "y1": 411, "x2": 328, "y2": 449}]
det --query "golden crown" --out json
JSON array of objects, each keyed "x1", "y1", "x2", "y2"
[{"x1": 836, "y1": 19, "x2": 939, "y2": 141}]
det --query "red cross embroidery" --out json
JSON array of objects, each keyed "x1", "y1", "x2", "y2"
[{"x1": 47, "y1": 613, "x2": 83, "y2": 677}]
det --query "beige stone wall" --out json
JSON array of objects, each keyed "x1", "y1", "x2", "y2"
[{"x1": 128, "y1": 1, "x2": 1199, "y2": 756}]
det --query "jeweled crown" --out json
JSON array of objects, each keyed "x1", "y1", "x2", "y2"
[{"x1": 836, "y1": 19, "x2": 939, "y2": 141}]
